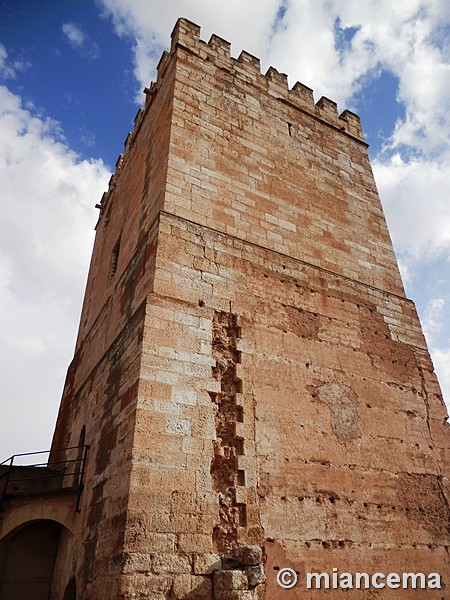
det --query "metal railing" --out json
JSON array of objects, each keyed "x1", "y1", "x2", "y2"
[{"x1": 0, "y1": 445, "x2": 90, "y2": 514}]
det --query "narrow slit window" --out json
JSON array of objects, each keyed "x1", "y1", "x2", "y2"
[{"x1": 109, "y1": 235, "x2": 121, "y2": 282}]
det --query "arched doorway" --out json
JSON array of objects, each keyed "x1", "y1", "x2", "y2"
[
  {"x1": 63, "y1": 576, "x2": 76, "y2": 600},
  {"x1": 0, "y1": 520, "x2": 62, "y2": 600}
]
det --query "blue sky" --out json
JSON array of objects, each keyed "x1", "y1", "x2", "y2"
[
  {"x1": 0, "y1": 0, "x2": 137, "y2": 167},
  {"x1": 1, "y1": 0, "x2": 449, "y2": 459}
]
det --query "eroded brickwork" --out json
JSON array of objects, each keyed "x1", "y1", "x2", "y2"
[
  {"x1": 3, "y1": 17, "x2": 448, "y2": 600},
  {"x1": 209, "y1": 311, "x2": 246, "y2": 552}
]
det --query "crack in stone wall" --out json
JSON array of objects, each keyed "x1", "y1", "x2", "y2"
[
  {"x1": 209, "y1": 311, "x2": 246, "y2": 553},
  {"x1": 417, "y1": 363, "x2": 434, "y2": 446}
]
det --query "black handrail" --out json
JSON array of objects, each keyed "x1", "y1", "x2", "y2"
[
  {"x1": 0, "y1": 445, "x2": 90, "y2": 515},
  {"x1": 0, "y1": 445, "x2": 89, "y2": 467}
]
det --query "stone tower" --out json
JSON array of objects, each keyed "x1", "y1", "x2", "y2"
[{"x1": 1, "y1": 18, "x2": 449, "y2": 600}]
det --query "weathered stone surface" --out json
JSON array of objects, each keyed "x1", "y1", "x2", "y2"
[
  {"x1": 122, "y1": 552, "x2": 152, "y2": 574},
  {"x1": 151, "y1": 553, "x2": 191, "y2": 575},
  {"x1": 2, "y1": 16, "x2": 448, "y2": 600},
  {"x1": 224, "y1": 545, "x2": 263, "y2": 568},
  {"x1": 214, "y1": 590, "x2": 256, "y2": 600},
  {"x1": 246, "y1": 565, "x2": 266, "y2": 587},
  {"x1": 214, "y1": 569, "x2": 248, "y2": 591},
  {"x1": 193, "y1": 552, "x2": 222, "y2": 575},
  {"x1": 316, "y1": 383, "x2": 361, "y2": 443},
  {"x1": 172, "y1": 574, "x2": 212, "y2": 598}
]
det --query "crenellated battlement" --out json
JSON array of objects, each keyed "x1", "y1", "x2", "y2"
[
  {"x1": 100, "y1": 17, "x2": 364, "y2": 214},
  {"x1": 170, "y1": 18, "x2": 364, "y2": 141}
]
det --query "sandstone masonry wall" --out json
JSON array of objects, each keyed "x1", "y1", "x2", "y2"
[
  {"x1": 137, "y1": 209, "x2": 449, "y2": 598},
  {"x1": 165, "y1": 19, "x2": 405, "y2": 297}
]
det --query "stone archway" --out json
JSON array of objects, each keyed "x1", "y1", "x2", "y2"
[
  {"x1": 63, "y1": 576, "x2": 77, "y2": 600},
  {"x1": 0, "y1": 519, "x2": 62, "y2": 600}
]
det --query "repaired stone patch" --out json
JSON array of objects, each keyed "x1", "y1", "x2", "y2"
[{"x1": 316, "y1": 382, "x2": 361, "y2": 443}]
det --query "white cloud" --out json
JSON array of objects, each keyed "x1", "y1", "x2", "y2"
[
  {"x1": 422, "y1": 297, "x2": 446, "y2": 341},
  {"x1": 419, "y1": 297, "x2": 449, "y2": 414},
  {"x1": 396, "y1": 257, "x2": 413, "y2": 287},
  {"x1": 0, "y1": 44, "x2": 15, "y2": 79},
  {"x1": 0, "y1": 85, "x2": 110, "y2": 459},
  {"x1": 269, "y1": 0, "x2": 450, "y2": 132},
  {"x1": 373, "y1": 153, "x2": 450, "y2": 259},
  {"x1": 62, "y1": 22, "x2": 100, "y2": 59},
  {"x1": 98, "y1": 0, "x2": 283, "y2": 94},
  {"x1": 62, "y1": 22, "x2": 86, "y2": 47},
  {"x1": 431, "y1": 347, "x2": 450, "y2": 411}
]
